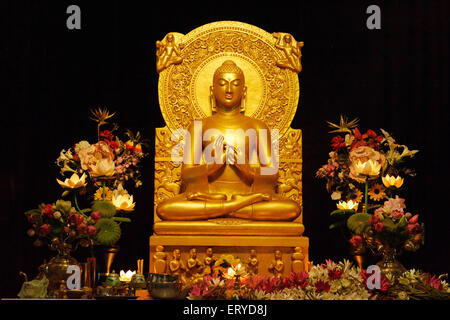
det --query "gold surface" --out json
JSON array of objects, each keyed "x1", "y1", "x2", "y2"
[
  {"x1": 149, "y1": 236, "x2": 310, "y2": 280},
  {"x1": 154, "y1": 220, "x2": 304, "y2": 236},
  {"x1": 157, "y1": 21, "x2": 301, "y2": 137},
  {"x1": 150, "y1": 21, "x2": 308, "y2": 277}
]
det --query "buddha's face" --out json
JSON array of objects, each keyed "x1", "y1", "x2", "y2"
[{"x1": 212, "y1": 71, "x2": 246, "y2": 110}]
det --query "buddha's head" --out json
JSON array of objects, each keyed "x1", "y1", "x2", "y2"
[{"x1": 211, "y1": 60, "x2": 247, "y2": 113}]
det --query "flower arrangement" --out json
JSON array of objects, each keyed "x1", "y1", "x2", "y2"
[
  {"x1": 188, "y1": 259, "x2": 371, "y2": 300},
  {"x1": 25, "y1": 108, "x2": 148, "y2": 250},
  {"x1": 187, "y1": 257, "x2": 449, "y2": 300},
  {"x1": 316, "y1": 116, "x2": 423, "y2": 255}
]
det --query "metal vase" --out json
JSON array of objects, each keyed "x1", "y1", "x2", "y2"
[{"x1": 103, "y1": 246, "x2": 120, "y2": 274}]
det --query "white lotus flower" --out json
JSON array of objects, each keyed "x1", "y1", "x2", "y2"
[
  {"x1": 56, "y1": 173, "x2": 87, "y2": 189},
  {"x1": 112, "y1": 193, "x2": 135, "y2": 211}
]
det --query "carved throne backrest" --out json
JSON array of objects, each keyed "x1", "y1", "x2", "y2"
[{"x1": 154, "y1": 21, "x2": 303, "y2": 223}]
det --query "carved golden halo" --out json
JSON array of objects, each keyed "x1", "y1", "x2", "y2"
[{"x1": 157, "y1": 21, "x2": 300, "y2": 138}]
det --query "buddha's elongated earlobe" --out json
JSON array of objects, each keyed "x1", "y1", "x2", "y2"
[
  {"x1": 210, "y1": 86, "x2": 216, "y2": 112},
  {"x1": 240, "y1": 87, "x2": 247, "y2": 113}
]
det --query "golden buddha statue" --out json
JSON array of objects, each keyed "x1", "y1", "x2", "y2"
[
  {"x1": 149, "y1": 21, "x2": 310, "y2": 281},
  {"x1": 156, "y1": 60, "x2": 300, "y2": 221}
]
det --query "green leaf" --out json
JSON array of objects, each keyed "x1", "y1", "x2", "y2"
[
  {"x1": 383, "y1": 218, "x2": 396, "y2": 232},
  {"x1": 330, "y1": 209, "x2": 356, "y2": 217},
  {"x1": 55, "y1": 200, "x2": 73, "y2": 215},
  {"x1": 95, "y1": 218, "x2": 121, "y2": 246},
  {"x1": 329, "y1": 220, "x2": 346, "y2": 230},
  {"x1": 112, "y1": 217, "x2": 131, "y2": 223},
  {"x1": 91, "y1": 200, "x2": 116, "y2": 218},
  {"x1": 347, "y1": 213, "x2": 371, "y2": 235},
  {"x1": 61, "y1": 190, "x2": 71, "y2": 198},
  {"x1": 24, "y1": 209, "x2": 41, "y2": 216},
  {"x1": 80, "y1": 208, "x2": 92, "y2": 214}
]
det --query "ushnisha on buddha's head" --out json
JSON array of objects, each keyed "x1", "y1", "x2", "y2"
[{"x1": 210, "y1": 60, "x2": 247, "y2": 113}]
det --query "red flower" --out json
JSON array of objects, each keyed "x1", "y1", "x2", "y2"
[
  {"x1": 425, "y1": 274, "x2": 444, "y2": 291},
  {"x1": 315, "y1": 280, "x2": 331, "y2": 293},
  {"x1": 38, "y1": 224, "x2": 51, "y2": 237},
  {"x1": 406, "y1": 222, "x2": 421, "y2": 234},
  {"x1": 374, "y1": 222, "x2": 385, "y2": 233},
  {"x1": 328, "y1": 269, "x2": 344, "y2": 281},
  {"x1": 349, "y1": 235, "x2": 364, "y2": 247},
  {"x1": 87, "y1": 225, "x2": 97, "y2": 236},
  {"x1": 409, "y1": 214, "x2": 419, "y2": 224},
  {"x1": 331, "y1": 136, "x2": 346, "y2": 151},
  {"x1": 90, "y1": 210, "x2": 101, "y2": 222},
  {"x1": 42, "y1": 204, "x2": 54, "y2": 218},
  {"x1": 361, "y1": 269, "x2": 390, "y2": 292},
  {"x1": 27, "y1": 215, "x2": 38, "y2": 223},
  {"x1": 108, "y1": 140, "x2": 119, "y2": 150},
  {"x1": 283, "y1": 272, "x2": 309, "y2": 289},
  {"x1": 77, "y1": 223, "x2": 88, "y2": 233},
  {"x1": 100, "y1": 130, "x2": 114, "y2": 141},
  {"x1": 369, "y1": 214, "x2": 380, "y2": 225}
]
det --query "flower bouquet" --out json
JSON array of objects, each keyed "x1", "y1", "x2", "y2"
[
  {"x1": 25, "y1": 108, "x2": 148, "y2": 250},
  {"x1": 188, "y1": 259, "x2": 372, "y2": 300},
  {"x1": 315, "y1": 116, "x2": 423, "y2": 277}
]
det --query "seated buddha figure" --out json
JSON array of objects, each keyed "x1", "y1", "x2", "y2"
[{"x1": 156, "y1": 60, "x2": 300, "y2": 221}]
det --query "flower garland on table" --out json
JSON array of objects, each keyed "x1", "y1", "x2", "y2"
[
  {"x1": 25, "y1": 108, "x2": 148, "y2": 250},
  {"x1": 187, "y1": 258, "x2": 450, "y2": 300}
]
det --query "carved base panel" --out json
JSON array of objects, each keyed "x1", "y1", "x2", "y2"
[
  {"x1": 154, "y1": 220, "x2": 305, "y2": 236},
  {"x1": 149, "y1": 235, "x2": 310, "y2": 284}
]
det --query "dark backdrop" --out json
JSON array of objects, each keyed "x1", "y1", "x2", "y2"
[{"x1": 1, "y1": 1, "x2": 449, "y2": 298}]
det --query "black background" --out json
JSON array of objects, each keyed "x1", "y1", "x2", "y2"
[{"x1": 1, "y1": 0, "x2": 449, "y2": 298}]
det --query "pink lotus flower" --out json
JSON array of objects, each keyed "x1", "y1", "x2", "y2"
[
  {"x1": 383, "y1": 196, "x2": 406, "y2": 214},
  {"x1": 391, "y1": 210, "x2": 403, "y2": 220}
]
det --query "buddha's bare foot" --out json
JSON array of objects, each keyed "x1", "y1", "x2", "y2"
[{"x1": 187, "y1": 192, "x2": 227, "y2": 201}]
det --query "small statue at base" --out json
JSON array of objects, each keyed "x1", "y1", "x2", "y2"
[
  {"x1": 247, "y1": 249, "x2": 259, "y2": 275},
  {"x1": 153, "y1": 245, "x2": 168, "y2": 274},
  {"x1": 268, "y1": 250, "x2": 284, "y2": 278},
  {"x1": 291, "y1": 246, "x2": 305, "y2": 273},
  {"x1": 168, "y1": 249, "x2": 186, "y2": 285}
]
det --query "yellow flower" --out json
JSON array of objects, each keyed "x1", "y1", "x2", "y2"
[
  {"x1": 94, "y1": 187, "x2": 113, "y2": 201},
  {"x1": 56, "y1": 173, "x2": 87, "y2": 189},
  {"x1": 368, "y1": 184, "x2": 387, "y2": 201},
  {"x1": 350, "y1": 189, "x2": 363, "y2": 203},
  {"x1": 90, "y1": 159, "x2": 115, "y2": 177},
  {"x1": 336, "y1": 200, "x2": 359, "y2": 211},
  {"x1": 354, "y1": 159, "x2": 381, "y2": 176},
  {"x1": 112, "y1": 193, "x2": 135, "y2": 211},
  {"x1": 382, "y1": 174, "x2": 404, "y2": 188}
]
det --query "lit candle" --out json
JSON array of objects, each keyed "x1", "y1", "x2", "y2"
[{"x1": 119, "y1": 270, "x2": 136, "y2": 282}]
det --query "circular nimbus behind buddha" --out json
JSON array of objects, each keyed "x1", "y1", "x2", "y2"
[{"x1": 156, "y1": 60, "x2": 300, "y2": 221}]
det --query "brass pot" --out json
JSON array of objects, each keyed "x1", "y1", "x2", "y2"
[
  {"x1": 376, "y1": 247, "x2": 406, "y2": 282},
  {"x1": 46, "y1": 244, "x2": 80, "y2": 296}
]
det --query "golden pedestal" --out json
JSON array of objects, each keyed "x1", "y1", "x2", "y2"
[
  {"x1": 149, "y1": 233, "x2": 310, "y2": 278},
  {"x1": 149, "y1": 21, "x2": 309, "y2": 281}
]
